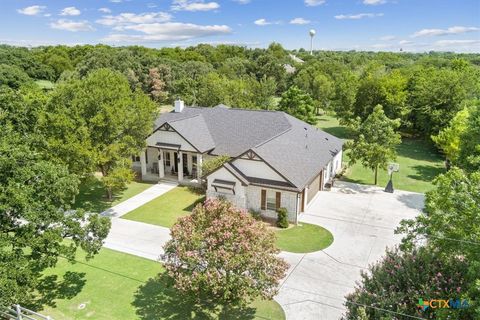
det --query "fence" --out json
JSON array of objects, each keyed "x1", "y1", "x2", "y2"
[{"x1": 1, "y1": 305, "x2": 52, "y2": 320}]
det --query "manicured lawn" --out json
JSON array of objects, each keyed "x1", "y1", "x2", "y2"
[
  {"x1": 39, "y1": 247, "x2": 285, "y2": 320},
  {"x1": 73, "y1": 176, "x2": 155, "y2": 213},
  {"x1": 276, "y1": 223, "x2": 333, "y2": 253},
  {"x1": 316, "y1": 114, "x2": 445, "y2": 193},
  {"x1": 122, "y1": 186, "x2": 205, "y2": 228}
]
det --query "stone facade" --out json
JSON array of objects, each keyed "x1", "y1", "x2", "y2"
[{"x1": 245, "y1": 185, "x2": 298, "y2": 222}]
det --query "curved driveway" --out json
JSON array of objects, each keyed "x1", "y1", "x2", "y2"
[
  {"x1": 103, "y1": 181, "x2": 424, "y2": 320},
  {"x1": 275, "y1": 181, "x2": 424, "y2": 319}
]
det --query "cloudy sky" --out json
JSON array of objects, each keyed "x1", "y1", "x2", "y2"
[{"x1": 2, "y1": 0, "x2": 479, "y2": 52}]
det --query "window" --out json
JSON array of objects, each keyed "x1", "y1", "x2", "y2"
[
  {"x1": 261, "y1": 190, "x2": 281, "y2": 211},
  {"x1": 132, "y1": 155, "x2": 140, "y2": 162},
  {"x1": 165, "y1": 152, "x2": 171, "y2": 167},
  {"x1": 192, "y1": 155, "x2": 197, "y2": 170},
  {"x1": 266, "y1": 194, "x2": 276, "y2": 211}
]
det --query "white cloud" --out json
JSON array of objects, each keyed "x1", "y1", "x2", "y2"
[
  {"x1": 17, "y1": 5, "x2": 46, "y2": 16},
  {"x1": 412, "y1": 26, "x2": 479, "y2": 37},
  {"x1": 335, "y1": 13, "x2": 383, "y2": 20},
  {"x1": 305, "y1": 0, "x2": 326, "y2": 6},
  {"x1": 434, "y1": 39, "x2": 480, "y2": 46},
  {"x1": 254, "y1": 18, "x2": 279, "y2": 26},
  {"x1": 290, "y1": 17, "x2": 311, "y2": 25},
  {"x1": 97, "y1": 12, "x2": 172, "y2": 30},
  {"x1": 234, "y1": 0, "x2": 251, "y2": 4},
  {"x1": 99, "y1": 8, "x2": 112, "y2": 13},
  {"x1": 110, "y1": 0, "x2": 123, "y2": 3},
  {"x1": 399, "y1": 40, "x2": 413, "y2": 45},
  {"x1": 103, "y1": 22, "x2": 231, "y2": 42},
  {"x1": 363, "y1": 0, "x2": 386, "y2": 5},
  {"x1": 379, "y1": 35, "x2": 395, "y2": 41},
  {"x1": 60, "y1": 7, "x2": 81, "y2": 16},
  {"x1": 50, "y1": 19, "x2": 95, "y2": 32},
  {"x1": 172, "y1": 0, "x2": 220, "y2": 11}
]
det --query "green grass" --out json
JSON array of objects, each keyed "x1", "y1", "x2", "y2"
[
  {"x1": 316, "y1": 114, "x2": 445, "y2": 193},
  {"x1": 73, "y1": 176, "x2": 155, "y2": 213},
  {"x1": 122, "y1": 186, "x2": 205, "y2": 228},
  {"x1": 276, "y1": 223, "x2": 334, "y2": 253},
  {"x1": 35, "y1": 79, "x2": 55, "y2": 90},
  {"x1": 39, "y1": 247, "x2": 284, "y2": 320}
]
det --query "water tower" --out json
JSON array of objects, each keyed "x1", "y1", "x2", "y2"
[{"x1": 309, "y1": 29, "x2": 316, "y2": 55}]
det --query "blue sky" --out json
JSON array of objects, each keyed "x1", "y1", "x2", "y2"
[{"x1": 1, "y1": 0, "x2": 479, "y2": 52}]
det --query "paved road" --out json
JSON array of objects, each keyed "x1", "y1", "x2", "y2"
[
  {"x1": 275, "y1": 181, "x2": 424, "y2": 319},
  {"x1": 103, "y1": 181, "x2": 424, "y2": 320}
]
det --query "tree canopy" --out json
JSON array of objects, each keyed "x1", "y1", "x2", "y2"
[{"x1": 346, "y1": 105, "x2": 401, "y2": 184}]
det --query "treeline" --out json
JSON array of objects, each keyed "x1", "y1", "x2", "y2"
[{"x1": 1, "y1": 43, "x2": 479, "y2": 141}]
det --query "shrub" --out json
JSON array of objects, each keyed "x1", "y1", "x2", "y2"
[
  {"x1": 276, "y1": 207, "x2": 289, "y2": 228},
  {"x1": 249, "y1": 208, "x2": 261, "y2": 220},
  {"x1": 344, "y1": 247, "x2": 473, "y2": 320},
  {"x1": 162, "y1": 199, "x2": 289, "y2": 308},
  {"x1": 201, "y1": 155, "x2": 230, "y2": 176}
]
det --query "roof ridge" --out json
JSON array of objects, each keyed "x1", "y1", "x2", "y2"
[
  {"x1": 167, "y1": 113, "x2": 202, "y2": 123},
  {"x1": 214, "y1": 105, "x2": 281, "y2": 113},
  {"x1": 253, "y1": 124, "x2": 293, "y2": 149}
]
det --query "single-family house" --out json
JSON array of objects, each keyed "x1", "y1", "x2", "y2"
[{"x1": 135, "y1": 100, "x2": 343, "y2": 223}]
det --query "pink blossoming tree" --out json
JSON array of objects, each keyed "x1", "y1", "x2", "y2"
[{"x1": 162, "y1": 198, "x2": 289, "y2": 308}]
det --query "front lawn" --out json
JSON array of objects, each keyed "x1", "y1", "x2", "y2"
[
  {"x1": 316, "y1": 114, "x2": 445, "y2": 193},
  {"x1": 73, "y1": 176, "x2": 155, "y2": 213},
  {"x1": 39, "y1": 247, "x2": 285, "y2": 320},
  {"x1": 276, "y1": 223, "x2": 333, "y2": 253},
  {"x1": 122, "y1": 186, "x2": 205, "y2": 228}
]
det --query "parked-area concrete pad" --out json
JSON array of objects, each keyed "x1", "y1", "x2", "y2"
[{"x1": 276, "y1": 181, "x2": 424, "y2": 319}]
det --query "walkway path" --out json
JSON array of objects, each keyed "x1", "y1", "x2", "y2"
[{"x1": 101, "y1": 181, "x2": 177, "y2": 218}]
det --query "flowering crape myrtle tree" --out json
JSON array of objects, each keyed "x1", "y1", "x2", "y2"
[{"x1": 162, "y1": 199, "x2": 288, "y2": 309}]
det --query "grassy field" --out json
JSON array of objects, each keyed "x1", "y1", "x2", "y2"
[
  {"x1": 276, "y1": 223, "x2": 333, "y2": 253},
  {"x1": 40, "y1": 247, "x2": 285, "y2": 320},
  {"x1": 122, "y1": 186, "x2": 205, "y2": 228},
  {"x1": 316, "y1": 114, "x2": 445, "y2": 193},
  {"x1": 73, "y1": 176, "x2": 155, "y2": 213}
]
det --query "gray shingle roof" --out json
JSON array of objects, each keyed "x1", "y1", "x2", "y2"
[{"x1": 151, "y1": 105, "x2": 343, "y2": 190}]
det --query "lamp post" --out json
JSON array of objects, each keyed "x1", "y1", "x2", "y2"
[{"x1": 309, "y1": 29, "x2": 316, "y2": 55}]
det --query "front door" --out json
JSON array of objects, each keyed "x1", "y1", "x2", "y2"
[{"x1": 173, "y1": 152, "x2": 178, "y2": 173}]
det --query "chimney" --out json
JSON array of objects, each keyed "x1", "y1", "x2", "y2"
[{"x1": 174, "y1": 99, "x2": 185, "y2": 113}]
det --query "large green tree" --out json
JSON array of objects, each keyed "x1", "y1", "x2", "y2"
[
  {"x1": 278, "y1": 86, "x2": 317, "y2": 124},
  {"x1": 458, "y1": 103, "x2": 480, "y2": 172},
  {"x1": 431, "y1": 104, "x2": 471, "y2": 164},
  {"x1": 396, "y1": 168, "x2": 480, "y2": 318},
  {"x1": 346, "y1": 105, "x2": 401, "y2": 184},
  {"x1": 0, "y1": 127, "x2": 110, "y2": 306},
  {"x1": 41, "y1": 68, "x2": 157, "y2": 199}
]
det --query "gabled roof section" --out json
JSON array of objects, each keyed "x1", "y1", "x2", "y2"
[
  {"x1": 167, "y1": 115, "x2": 215, "y2": 153},
  {"x1": 153, "y1": 105, "x2": 344, "y2": 190},
  {"x1": 253, "y1": 114, "x2": 343, "y2": 189}
]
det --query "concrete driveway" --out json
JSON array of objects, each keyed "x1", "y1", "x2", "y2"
[{"x1": 275, "y1": 181, "x2": 424, "y2": 319}]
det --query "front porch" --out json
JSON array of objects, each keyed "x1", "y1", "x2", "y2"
[{"x1": 137, "y1": 146, "x2": 203, "y2": 185}]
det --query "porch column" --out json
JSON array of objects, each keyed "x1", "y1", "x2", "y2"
[
  {"x1": 158, "y1": 149, "x2": 165, "y2": 178},
  {"x1": 178, "y1": 151, "x2": 183, "y2": 181},
  {"x1": 303, "y1": 186, "x2": 309, "y2": 212},
  {"x1": 140, "y1": 150, "x2": 147, "y2": 179},
  {"x1": 196, "y1": 153, "x2": 203, "y2": 179}
]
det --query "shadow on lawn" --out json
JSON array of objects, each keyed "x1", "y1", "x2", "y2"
[
  {"x1": 407, "y1": 164, "x2": 444, "y2": 183},
  {"x1": 397, "y1": 139, "x2": 443, "y2": 162},
  {"x1": 132, "y1": 274, "x2": 256, "y2": 320},
  {"x1": 29, "y1": 271, "x2": 86, "y2": 310}
]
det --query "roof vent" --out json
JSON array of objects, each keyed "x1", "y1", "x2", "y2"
[{"x1": 174, "y1": 99, "x2": 185, "y2": 113}]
